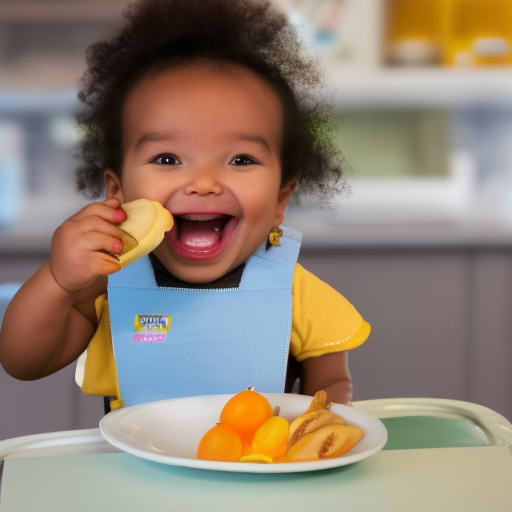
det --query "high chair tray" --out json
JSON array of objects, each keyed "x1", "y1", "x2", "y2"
[{"x1": 1, "y1": 398, "x2": 512, "y2": 511}]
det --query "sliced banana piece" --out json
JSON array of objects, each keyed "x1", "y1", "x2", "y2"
[{"x1": 116, "y1": 198, "x2": 173, "y2": 267}]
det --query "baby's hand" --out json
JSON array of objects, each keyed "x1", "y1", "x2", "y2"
[{"x1": 49, "y1": 198, "x2": 127, "y2": 293}]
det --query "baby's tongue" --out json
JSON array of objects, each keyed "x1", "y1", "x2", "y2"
[{"x1": 178, "y1": 218, "x2": 222, "y2": 248}]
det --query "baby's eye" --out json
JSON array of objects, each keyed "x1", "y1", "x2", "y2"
[
  {"x1": 230, "y1": 155, "x2": 256, "y2": 166},
  {"x1": 154, "y1": 154, "x2": 181, "y2": 166}
]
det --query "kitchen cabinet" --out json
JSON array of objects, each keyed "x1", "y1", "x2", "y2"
[
  {"x1": 298, "y1": 246, "x2": 512, "y2": 421},
  {"x1": 0, "y1": 363, "x2": 104, "y2": 442}
]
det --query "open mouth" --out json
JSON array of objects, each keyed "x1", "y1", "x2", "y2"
[{"x1": 165, "y1": 214, "x2": 236, "y2": 260}]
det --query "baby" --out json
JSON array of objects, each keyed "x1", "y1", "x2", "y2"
[{"x1": 0, "y1": 0, "x2": 370, "y2": 410}]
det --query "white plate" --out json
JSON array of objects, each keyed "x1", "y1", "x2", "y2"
[{"x1": 99, "y1": 393, "x2": 388, "y2": 473}]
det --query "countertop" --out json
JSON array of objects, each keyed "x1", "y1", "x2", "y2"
[
  {"x1": 2, "y1": 197, "x2": 512, "y2": 255},
  {"x1": 284, "y1": 209, "x2": 512, "y2": 250}
]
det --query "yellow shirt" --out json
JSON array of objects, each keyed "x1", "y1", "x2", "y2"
[{"x1": 77, "y1": 263, "x2": 370, "y2": 400}]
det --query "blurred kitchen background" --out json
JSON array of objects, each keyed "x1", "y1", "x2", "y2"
[{"x1": 2, "y1": 0, "x2": 512, "y2": 440}]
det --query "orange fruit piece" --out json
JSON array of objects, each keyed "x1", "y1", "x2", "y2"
[
  {"x1": 219, "y1": 389, "x2": 273, "y2": 439},
  {"x1": 252, "y1": 416, "x2": 289, "y2": 458},
  {"x1": 197, "y1": 423, "x2": 243, "y2": 462},
  {"x1": 239, "y1": 453, "x2": 273, "y2": 464}
]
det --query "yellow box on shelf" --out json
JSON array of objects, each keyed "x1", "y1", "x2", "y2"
[
  {"x1": 446, "y1": 0, "x2": 512, "y2": 67},
  {"x1": 384, "y1": 0, "x2": 448, "y2": 66},
  {"x1": 384, "y1": 0, "x2": 512, "y2": 67}
]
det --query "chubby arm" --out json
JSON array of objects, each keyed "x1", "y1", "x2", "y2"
[
  {"x1": 0, "y1": 265, "x2": 104, "y2": 379},
  {"x1": 0, "y1": 198, "x2": 125, "y2": 380},
  {"x1": 300, "y1": 351, "x2": 353, "y2": 405}
]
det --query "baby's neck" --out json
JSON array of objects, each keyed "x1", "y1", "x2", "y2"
[{"x1": 148, "y1": 253, "x2": 245, "y2": 289}]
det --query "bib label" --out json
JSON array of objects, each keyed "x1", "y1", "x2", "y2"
[{"x1": 133, "y1": 314, "x2": 171, "y2": 342}]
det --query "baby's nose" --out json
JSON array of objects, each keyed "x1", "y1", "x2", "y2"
[{"x1": 183, "y1": 168, "x2": 223, "y2": 196}]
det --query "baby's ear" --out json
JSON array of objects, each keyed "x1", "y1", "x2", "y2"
[
  {"x1": 274, "y1": 179, "x2": 297, "y2": 224},
  {"x1": 104, "y1": 169, "x2": 124, "y2": 203}
]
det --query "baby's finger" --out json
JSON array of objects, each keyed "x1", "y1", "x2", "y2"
[
  {"x1": 63, "y1": 215, "x2": 126, "y2": 242},
  {"x1": 91, "y1": 253, "x2": 123, "y2": 276},
  {"x1": 68, "y1": 250, "x2": 122, "y2": 283},
  {"x1": 71, "y1": 200, "x2": 126, "y2": 224},
  {"x1": 75, "y1": 231, "x2": 124, "y2": 256}
]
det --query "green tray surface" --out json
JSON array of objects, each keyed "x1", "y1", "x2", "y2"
[{"x1": 380, "y1": 416, "x2": 489, "y2": 450}]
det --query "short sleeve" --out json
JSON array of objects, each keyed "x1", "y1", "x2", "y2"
[{"x1": 290, "y1": 264, "x2": 371, "y2": 362}]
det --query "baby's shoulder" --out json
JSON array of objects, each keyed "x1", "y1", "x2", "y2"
[
  {"x1": 293, "y1": 263, "x2": 337, "y2": 294},
  {"x1": 292, "y1": 263, "x2": 358, "y2": 312}
]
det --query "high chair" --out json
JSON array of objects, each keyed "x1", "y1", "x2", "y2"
[{"x1": 353, "y1": 397, "x2": 512, "y2": 449}]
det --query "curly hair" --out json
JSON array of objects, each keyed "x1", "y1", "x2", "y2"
[{"x1": 75, "y1": 0, "x2": 349, "y2": 202}]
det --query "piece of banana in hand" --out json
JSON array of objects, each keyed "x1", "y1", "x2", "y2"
[{"x1": 115, "y1": 198, "x2": 173, "y2": 267}]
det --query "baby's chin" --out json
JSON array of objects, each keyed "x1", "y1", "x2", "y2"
[{"x1": 170, "y1": 265, "x2": 235, "y2": 286}]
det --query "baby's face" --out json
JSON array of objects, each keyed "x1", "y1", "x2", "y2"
[{"x1": 106, "y1": 61, "x2": 295, "y2": 283}]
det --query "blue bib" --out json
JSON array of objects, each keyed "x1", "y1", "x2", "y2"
[{"x1": 108, "y1": 227, "x2": 302, "y2": 407}]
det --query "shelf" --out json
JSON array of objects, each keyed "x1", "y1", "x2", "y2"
[
  {"x1": 3, "y1": 64, "x2": 512, "y2": 112},
  {"x1": 326, "y1": 67, "x2": 512, "y2": 108},
  {"x1": 0, "y1": 87, "x2": 78, "y2": 113}
]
